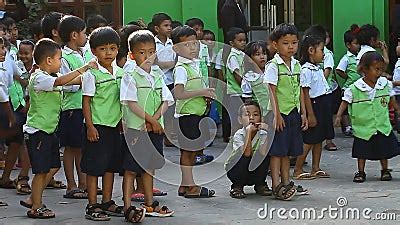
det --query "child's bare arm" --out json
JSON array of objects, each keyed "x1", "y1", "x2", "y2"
[
  {"x1": 242, "y1": 124, "x2": 257, "y2": 157},
  {"x1": 334, "y1": 101, "x2": 349, "y2": 127},
  {"x1": 153, "y1": 101, "x2": 169, "y2": 120},
  {"x1": 65, "y1": 75, "x2": 82, "y2": 86},
  {"x1": 390, "y1": 97, "x2": 400, "y2": 114},
  {"x1": 323, "y1": 68, "x2": 332, "y2": 79},
  {"x1": 157, "y1": 61, "x2": 176, "y2": 71},
  {"x1": 269, "y1": 84, "x2": 285, "y2": 132},
  {"x1": 82, "y1": 95, "x2": 98, "y2": 142},
  {"x1": 300, "y1": 88, "x2": 308, "y2": 131},
  {"x1": 302, "y1": 87, "x2": 315, "y2": 127},
  {"x1": 174, "y1": 84, "x2": 215, "y2": 100},
  {"x1": 392, "y1": 81, "x2": 400, "y2": 87},
  {"x1": 336, "y1": 69, "x2": 348, "y2": 79},
  {"x1": 1, "y1": 102, "x2": 15, "y2": 127},
  {"x1": 127, "y1": 101, "x2": 164, "y2": 134},
  {"x1": 54, "y1": 60, "x2": 97, "y2": 87}
]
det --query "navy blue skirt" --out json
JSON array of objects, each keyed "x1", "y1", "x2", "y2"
[{"x1": 352, "y1": 131, "x2": 400, "y2": 160}]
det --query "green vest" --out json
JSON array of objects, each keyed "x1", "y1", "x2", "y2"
[
  {"x1": 123, "y1": 68, "x2": 164, "y2": 130},
  {"x1": 26, "y1": 71, "x2": 62, "y2": 134},
  {"x1": 9, "y1": 79, "x2": 26, "y2": 111},
  {"x1": 226, "y1": 50, "x2": 244, "y2": 95},
  {"x1": 174, "y1": 63, "x2": 207, "y2": 116},
  {"x1": 90, "y1": 67, "x2": 123, "y2": 127},
  {"x1": 199, "y1": 44, "x2": 209, "y2": 86},
  {"x1": 61, "y1": 50, "x2": 93, "y2": 111},
  {"x1": 246, "y1": 72, "x2": 270, "y2": 116},
  {"x1": 342, "y1": 54, "x2": 361, "y2": 89},
  {"x1": 272, "y1": 59, "x2": 301, "y2": 115},
  {"x1": 349, "y1": 81, "x2": 392, "y2": 141}
]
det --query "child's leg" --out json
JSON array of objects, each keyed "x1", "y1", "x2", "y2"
[
  {"x1": 31, "y1": 168, "x2": 59, "y2": 209},
  {"x1": 135, "y1": 177, "x2": 144, "y2": 193},
  {"x1": 63, "y1": 147, "x2": 77, "y2": 190},
  {"x1": 101, "y1": 172, "x2": 114, "y2": 203},
  {"x1": 123, "y1": 171, "x2": 136, "y2": 210},
  {"x1": 357, "y1": 159, "x2": 366, "y2": 172},
  {"x1": 0, "y1": 142, "x2": 22, "y2": 182},
  {"x1": 380, "y1": 159, "x2": 388, "y2": 170},
  {"x1": 74, "y1": 149, "x2": 86, "y2": 190},
  {"x1": 18, "y1": 145, "x2": 30, "y2": 177},
  {"x1": 311, "y1": 143, "x2": 323, "y2": 172},
  {"x1": 86, "y1": 175, "x2": 98, "y2": 205},
  {"x1": 179, "y1": 149, "x2": 196, "y2": 193},
  {"x1": 142, "y1": 170, "x2": 154, "y2": 206},
  {"x1": 280, "y1": 156, "x2": 291, "y2": 185},
  {"x1": 270, "y1": 156, "x2": 281, "y2": 189},
  {"x1": 293, "y1": 144, "x2": 313, "y2": 176}
]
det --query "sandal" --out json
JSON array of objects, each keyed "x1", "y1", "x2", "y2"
[
  {"x1": 85, "y1": 203, "x2": 110, "y2": 221},
  {"x1": 184, "y1": 186, "x2": 215, "y2": 198},
  {"x1": 254, "y1": 184, "x2": 272, "y2": 196},
  {"x1": 15, "y1": 176, "x2": 31, "y2": 195},
  {"x1": 381, "y1": 169, "x2": 392, "y2": 181},
  {"x1": 324, "y1": 143, "x2": 338, "y2": 151},
  {"x1": 124, "y1": 205, "x2": 146, "y2": 223},
  {"x1": 27, "y1": 207, "x2": 55, "y2": 219},
  {"x1": 0, "y1": 201, "x2": 7, "y2": 207},
  {"x1": 311, "y1": 170, "x2": 330, "y2": 178},
  {"x1": 46, "y1": 179, "x2": 66, "y2": 189},
  {"x1": 296, "y1": 185, "x2": 309, "y2": 195},
  {"x1": 293, "y1": 172, "x2": 316, "y2": 180},
  {"x1": 273, "y1": 181, "x2": 297, "y2": 201},
  {"x1": 100, "y1": 200, "x2": 124, "y2": 217},
  {"x1": 142, "y1": 201, "x2": 174, "y2": 217},
  {"x1": 230, "y1": 186, "x2": 246, "y2": 199},
  {"x1": 153, "y1": 188, "x2": 167, "y2": 196},
  {"x1": 20, "y1": 200, "x2": 46, "y2": 209},
  {"x1": 63, "y1": 188, "x2": 88, "y2": 199},
  {"x1": 353, "y1": 171, "x2": 366, "y2": 183},
  {"x1": 131, "y1": 193, "x2": 145, "y2": 202},
  {"x1": 0, "y1": 179, "x2": 16, "y2": 189}
]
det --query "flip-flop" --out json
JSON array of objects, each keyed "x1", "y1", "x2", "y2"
[
  {"x1": 153, "y1": 188, "x2": 167, "y2": 196},
  {"x1": 0, "y1": 201, "x2": 7, "y2": 207},
  {"x1": 20, "y1": 200, "x2": 46, "y2": 209},
  {"x1": 324, "y1": 143, "x2": 338, "y2": 151},
  {"x1": 131, "y1": 193, "x2": 145, "y2": 202},
  {"x1": 63, "y1": 189, "x2": 88, "y2": 199},
  {"x1": 293, "y1": 172, "x2": 316, "y2": 180},
  {"x1": 184, "y1": 187, "x2": 215, "y2": 198},
  {"x1": 295, "y1": 185, "x2": 309, "y2": 195},
  {"x1": 312, "y1": 170, "x2": 330, "y2": 178}
]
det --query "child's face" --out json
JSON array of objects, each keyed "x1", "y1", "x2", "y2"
[
  {"x1": 74, "y1": 28, "x2": 87, "y2": 47},
  {"x1": 273, "y1": 34, "x2": 299, "y2": 59},
  {"x1": 370, "y1": 36, "x2": 380, "y2": 48},
  {"x1": 0, "y1": 43, "x2": 6, "y2": 62},
  {"x1": 8, "y1": 23, "x2": 18, "y2": 43},
  {"x1": 239, "y1": 105, "x2": 261, "y2": 127},
  {"x1": 310, "y1": 42, "x2": 325, "y2": 64},
  {"x1": 191, "y1": 25, "x2": 204, "y2": 40},
  {"x1": 130, "y1": 41, "x2": 156, "y2": 71},
  {"x1": 18, "y1": 44, "x2": 34, "y2": 65},
  {"x1": 174, "y1": 35, "x2": 199, "y2": 59},
  {"x1": 363, "y1": 61, "x2": 385, "y2": 82},
  {"x1": 155, "y1": 20, "x2": 172, "y2": 38},
  {"x1": 0, "y1": 26, "x2": 11, "y2": 41},
  {"x1": 252, "y1": 47, "x2": 266, "y2": 70},
  {"x1": 202, "y1": 33, "x2": 215, "y2": 49},
  {"x1": 47, "y1": 49, "x2": 62, "y2": 74},
  {"x1": 91, "y1": 43, "x2": 119, "y2": 67},
  {"x1": 230, "y1": 33, "x2": 246, "y2": 50},
  {"x1": 346, "y1": 39, "x2": 360, "y2": 55}
]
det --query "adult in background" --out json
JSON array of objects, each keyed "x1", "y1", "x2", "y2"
[{"x1": 218, "y1": 0, "x2": 247, "y2": 42}]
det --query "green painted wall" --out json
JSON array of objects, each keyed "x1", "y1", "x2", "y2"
[
  {"x1": 123, "y1": 0, "x2": 221, "y2": 40},
  {"x1": 333, "y1": 0, "x2": 389, "y2": 64}
]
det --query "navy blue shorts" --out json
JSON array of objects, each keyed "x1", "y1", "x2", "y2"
[
  {"x1": 81, "y1": 125, "x2": 122, "y2": 176},
  {"x1": 122, "y1": 129, "x2": 165, "y2": 173},
  {"x1": 0, "y1": 107, "x2": 25, "y2": 145},
  {"x1": 268, "y1": 110, "x2": 303, "y2": 157},
  {"x1": 25, "y1": 131, "x2": 61, "y2": 174},
  {"x1": 58, "y1": 109, "x2": 84, "y2": 148},
  {"x1": 302, "y1": 94, "x2": 335, "y2": 144},
  {"x1": 178, "y1": 115, "x2": 210, "y2": 151}
]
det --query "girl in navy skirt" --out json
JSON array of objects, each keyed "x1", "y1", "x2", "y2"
[
  {"x1": 336, "y1": 52, "x2": 400, "y2": 183},
  {"x1": 293, "y1": 35, "x2": 334, "y2": 180}
]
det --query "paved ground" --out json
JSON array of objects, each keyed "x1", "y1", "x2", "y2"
[{"x1": 1, "y1": 128, "x2": 400, "y2": 224}]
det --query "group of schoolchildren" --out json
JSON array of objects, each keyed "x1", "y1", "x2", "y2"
[{"x1": 0, "y1": 9, "x2": 399, "y2": 223}]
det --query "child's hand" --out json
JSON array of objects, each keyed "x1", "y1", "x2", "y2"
[
  {"x1": 301, "y1": 114, "x2": 308, "y2": 131},
  {"x1": 307, "y1": 114, "x2": 317, "y2": 128},
  {"x1": 150, "y1": 120, "x2": 164, "y2": 135},
  {"x1": 85, "y1": 59, "x2": 98, "y2": 71},
  {"x1": 246, "y1": 123, "x2": 258, "y2": 135},
  {"x1": 255, "y1": 122, "x2": 268, "y2": 131},
  {"x1": 334, "y1": 115, "x2": 342, "y2": 127},
  {"x1": 378, "y1": 41, "x2": 388, "y2": 51},
  {"x1": 201, "y1": 88, "x2": 216, "y2": 99},
  {"x1": 87, "y1": 126, "x2": 99, "y2": 142},
  {"x1": 144, "y1": 122, "x2": 153, "y2": 132},
  {"x1": 274, "y1": 114, "x2": 285, "y2": 132}
]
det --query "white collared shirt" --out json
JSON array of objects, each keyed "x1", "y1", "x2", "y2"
[
  {"x1": 173, "y1": 56, "x2": 201, "y2": 86},
  {"x1": 323, "y1": 47, "x2": 334, "y2": 70},
  {"x1": 82, "y1": 60, "x2": 120, "y2": 97},
  {"x1": 199, "y1": 42, "x2": 211, "y2": 67},
  {"x1": 392, "y1": 59, "x2": 400, "y2": 95},
  {"x1": 300, "y1": 62, "x2": 331, "y2": 98},
  {"x1": 155, "y1": 36, "x2": 176, "y2": 85},
  {"x1": 120, "y1": 65, "x2": 174, "y2": 106},
  {"x1": 241, "y1": 71, "x2": 264, "y2": 98},
  {"x1": 343, "y1": 77, "x2": 394, "y2": 103},
  {"x1": 356, "y1": 45, "x2": 376, "y2": 65},
  {"x1": 0, "y1": 63, "x2": 13, "y2": 103},
  {"x1": 227, "y1": 48, "x2": 244, "y2": 74},
  {"x1": 264, "y1": 54, "x2": 299, "y2": 86},
  {"x1": 337, "y1": 51, "x2": 356, "y2": 72},
  {"x1": 214, "y1": 48, "x2": 224, "y2": 70},
  {"x1": 122, "y1": 57, "x2": 137, "y2": 74},
  {"x1": 60, "y1": 45, "x2": 88, "y2": 93}
]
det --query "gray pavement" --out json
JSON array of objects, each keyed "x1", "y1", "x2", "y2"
[{"x1": 1, "y1": 128, "x2": 400, "y2": 224}]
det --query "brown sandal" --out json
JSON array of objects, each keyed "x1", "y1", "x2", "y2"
[{"x1": 15, "y1": 176, "x2": 31, "y2": 195}]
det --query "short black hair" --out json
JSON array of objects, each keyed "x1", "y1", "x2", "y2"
[
  {"x1": 152, "y1": 13, "x2": 172, "y2": 27},
  {"x1": 300, "y1": 35, "x2": 325, "y2": 65},
  {"x1": 185, "y1": 18, "x2": 204, "y2": 28},
  {"x1": 226, "y1": 27, "x2": 245, "y2": 43},
  {"x1": 89, "y1": 26, "x2": 120, "y2": 49},
  {"x1": 171, "y1": 20, "x2": 182, "y2": 30},
  {"x1": 358, "y1": 51, "x2": 384, "y2": 73},
  {"x1": 19, "y1": 39, "x2": 35, "y2": 50},
  {"x1": 128, "y1": 30, "x2": 155, "y2": 52},
  {"x1": 344, "y1": 24, "x2": 359, "y2": 44},
  {"x1": 33, "y1": 38, "x2": 61, "y2": 64},
  {"x1": 58, "y1": 15, "x2": 86, "y2": 43},
  {"x1": 203, "y1": 30, "x2": 215, "y2": 39},
  {"x1": 270, "y1": 23, "x2": 298, "y2": 42},
  {"x1": 30, "y1": 20, "x2": 43, "y2": 40},
  {"x1": 303, "y1": 24, "x2": 326, "y2": 42},
  {"x1": 357, "y1": 24, "x2": 380, "y2": 46},
  {"x1": 0, "y1": 17, "x2": 16, "y2": 28},
  {"x1": 117, "y1": 25, "x2": 141, "y2": 60},
  {"x1": 86, "y1": 14, "x2": 108, "y2": 32},
  {"x1": 171, "y1": 25, "x2": 197, "y2": 44},
  {"x1": 238, "y1": 100, "x2": 261, "y2": 117},
  {"x1": 245, "y1": 41, "x2": 266, "y2": 57},
  {"x1": 41, "y1": 12, "x2": 63, "y2": 39}
]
